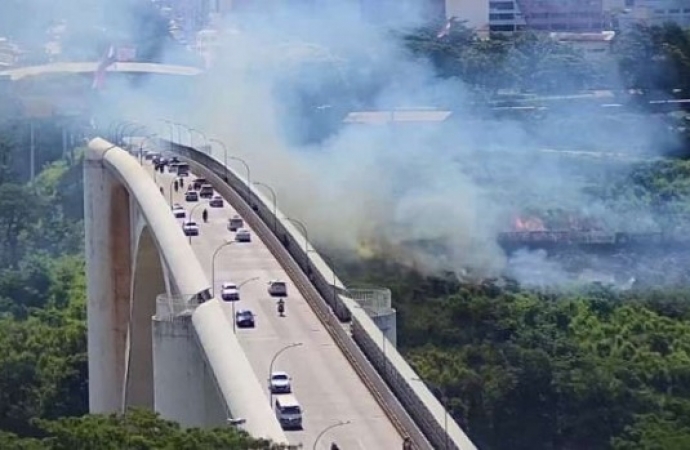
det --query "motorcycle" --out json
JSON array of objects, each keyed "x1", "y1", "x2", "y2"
[
  {"x1": 202, "y1": 209, "x2": 208, "y2": 223},
  {"x1": 277, "y1": 300, "x2": 285, "y2": 317}
]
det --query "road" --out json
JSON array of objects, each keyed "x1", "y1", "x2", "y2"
[{"x1": 146, "y1": 161, "x2": 402, "y2": 449}]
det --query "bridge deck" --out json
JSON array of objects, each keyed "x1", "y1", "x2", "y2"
[{"x1": 149, "y1": 164, "x2": 401, "y2": 449}]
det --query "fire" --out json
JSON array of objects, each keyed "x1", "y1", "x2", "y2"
[{"x1": 513, "y1": 216, "x2": 546, "y2": 232}]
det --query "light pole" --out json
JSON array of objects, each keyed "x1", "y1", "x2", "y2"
[
  {"x1": 254, "y1": 181, "x2": 277, "y2": 232},
  {"x1": 285, "y1": 217, "x2": 309, "y2": 254},
  {"x1": 190, "y1": 128, "x2": 208, "y2": 150},
  {"x1": 268, "y1": 343, "x2": 303, "y2": 406},
  {"x1": 120, "y1": 124, "x2": 147, "y2": 148},
  {"x1": 188, "y1": 201, "x2": 210, "y2": 244},
  {"x1": 138, "y1": 133, "x2": 157, "y2": 164},
  {"x1": 172, "y1": 122, "x2": 184, "y2": 145},
  {"x1": 209, "y1": 138, "x2": 229, "y2": 181},
  {"x1": 411, "y1": 377, "x2": 449, "y2": 450},
  {"x1": 312, "y1": 420, "x2": 352, "y2": 450},
  {"x1": 168, "y1": 177, "x2": 180, "y2": 208},
  {"x1": 228, "y1": 155, "x2": 252, "y2": 207},
  {"x1": 211, "y1": 240, "x2": 235, "y2": 298},
  {"x1": 160, "y1": 119, "x2": 175, "y2": 152}
]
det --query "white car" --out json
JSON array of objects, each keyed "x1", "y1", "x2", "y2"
[
  {"x1": 172, "y1": 206, "x2": 186, "y2": 219},
  {"x1": 235, "y1": 228, "x2": 251, "y2": 242},
  {"x1": 221, "y1": 282, "x2": 239, "y2": 301},
  {"x1": 182, "y1": 221, "x2": 199, "y2": 236},
  {"x1": 269, "y1": 371, "x2": 292, "y2": 394},
  {"x1": 268, "y1": 281, "x2": 287, "y2": 297}
]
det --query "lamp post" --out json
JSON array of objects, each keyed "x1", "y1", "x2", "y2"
[
  {"x1": 211, "y1": 240, "x2": 235, "y2": 298},
  {"x1": 253, "y1": 181, "x2": 277, "y2": 232},
  {"x1": 189, "y1": 128, "x2": 208, "y2": 150},
  {"x1": 188, "y1": 201, "x2": 210, "y2": 244},
  {"x1": 171, "y1": 122, "x2": 184, "y2": 145},
  {"x1": 285, "y1": 217, "x2": 309, "y2": 254},
  {"x1": 138, "y1": 133, "x2": 157, "y2": 164},
  {"x1": 312, "y1": 420, "x2": 352, "y2": 450},
  {"x1": 228, "y1": 155, "x2": 252, "y2": 207},
  {"x1": 168, "y1": 177, "x2": 179, "y2": 208},
  {"x1": 120, "y1": 124, "x2": 147, "y2": 148},
  {"x1": 268, "y1": 343, "x2": 303, "y2": 406},
  {"x1": 160, "y1": 119, "x2": 175, "y2": 152},
  {"x1": 209, "y1": 138, "x2": 228, "y2": 181},
  {"x1": 411, "y1": 377, "x2": 449, "y2": 450}
]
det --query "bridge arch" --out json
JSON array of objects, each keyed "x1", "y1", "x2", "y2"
[{"x1": 84, "y1": 138, "x2": 287, "y2": 443}]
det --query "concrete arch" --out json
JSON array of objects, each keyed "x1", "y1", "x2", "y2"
[{"x1": 84, "y1": 138, "x2": 287, "y2": 444}]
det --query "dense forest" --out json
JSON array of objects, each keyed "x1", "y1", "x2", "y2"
[{"x1": 3, "y1": 18, "x2": 690, "y2": 450}]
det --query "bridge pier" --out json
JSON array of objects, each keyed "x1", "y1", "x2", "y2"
[
  {"x1": 84, "y1": 157, "x2": 132, "y2": 414},
  {"x1": 152, "y1": 297, "x2": 227, "y2": 427}
]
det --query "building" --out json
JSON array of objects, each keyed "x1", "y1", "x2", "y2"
[
  {"x1": 549, "y1": 30, "x2": 616, "y2": 60},
  {"x1": 444, "y1": 0, "x2": 607, "y2": 33},
  {"x1": 605, "y1": 0, "x2": 690, "y2": 28}
]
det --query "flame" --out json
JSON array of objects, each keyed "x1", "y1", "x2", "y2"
[{"x1": 513, "y1": 216, "x2": 546, "y2": 232}]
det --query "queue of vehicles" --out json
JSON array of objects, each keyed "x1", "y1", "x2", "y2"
[{"x1": 157, "y1": 159, "x2": 303, "y2": 430}]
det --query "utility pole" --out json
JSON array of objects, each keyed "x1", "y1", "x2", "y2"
[{"x1": 29, "y1": 120, "x2": 35, "y2": 181}]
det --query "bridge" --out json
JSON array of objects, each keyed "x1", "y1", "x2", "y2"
[
  {"x1": 0, "y1": 62, "x2": 203, "y2": 81},
  {"x1": 84, "y1": 134, "x2": 478, "y2": 449}
]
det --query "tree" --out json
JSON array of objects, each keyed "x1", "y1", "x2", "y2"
[{"x1": 0, "y1": 184, "x2": 41, "y2": 268}]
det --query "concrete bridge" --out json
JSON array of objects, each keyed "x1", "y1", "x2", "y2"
[{"x1": 84, "y1": 136, "x2": 479, "y2": 449}]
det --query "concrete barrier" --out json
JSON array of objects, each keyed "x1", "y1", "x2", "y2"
[{"x1": 163, "y1": 140, "x2": 477, "y2": 450}]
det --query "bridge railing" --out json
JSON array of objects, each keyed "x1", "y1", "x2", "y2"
[{"x1": 162, "y1": 140, "x2": 477, "y2": 450}]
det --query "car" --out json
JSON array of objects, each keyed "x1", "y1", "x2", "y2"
[
  {"x1": 182, "y1": 221, "x2": 199, "y2": 236},
  {"x1": 221, "y1": 282, "x2": 239, "y2": 301},
  {"x1": 209, "y1": 195, "x2": 224, "y2": 208},
  {"x1": 172, "y1": 206, "x2": 187, "y2": 219},
  {"x1": 269, "y1": 371, "x2": 292, "y2": 394},
  {"x1": 235, "y1": 310, "x2": 255, "y2": 328},
  {"x1": 228, "y1": 215, "x2": 244, "y2": 232},
  {"x1": 235, "y1": 228, "x2": 251, "y2": 242},
  {"x1": 185, "y1": 191, "x2": 199, "y2": 202},
  {"x1": 192, "y1": 178, "x2": 207, "y2": 190},
  {"x1": 268, "y1": 281, "x2": 287, "y2": 297},
  {"x1": 199, "y1": 184, "x2": 214, "y2": 198}
]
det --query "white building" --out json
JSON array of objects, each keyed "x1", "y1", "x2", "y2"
[
  {"x1": 549, "y1": 31, "x2": 617, "y2": 61},
  {"x1": 605, "y1": 0, "x2": 690, "y2": 28}
]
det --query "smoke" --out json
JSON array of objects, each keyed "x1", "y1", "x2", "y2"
[{"x1": 78, "y1": 1, "x2": 680, "y2": 285}]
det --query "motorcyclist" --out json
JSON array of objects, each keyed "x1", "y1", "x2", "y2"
[
  {"x1": 330, "y1": 444, "x2": 340, "y2": 450},
  {"x1": 179, "y1": 178, "x2": 184, "y2": 188},
  {"x1": 174, "y1": 180, "x2": 179, "y2": 192},
  {"x1": 277, "y1": 299, "x2": 285, "y2": 316},
  {"x1": 402, "y1": 436, "x2": 413, "y2": 450},
  {"x1": 202, "y1": 209, "x2": 208, "y2": 223}
]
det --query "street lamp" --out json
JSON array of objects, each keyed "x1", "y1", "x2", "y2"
[
  {"x1": 209, "y1": 138, "x2": 229, "y2": 181},
  {"x1": 159, "y1": 119, "x2": 175, "y2": 152},
  {"x1": 285, "y1": 217, "x2": 310, "y2": 254},
  {"x1": 138, "y1": 133, "x2": 157, "y2": 164},
  {"x1": 188, "y1": 201, "x2": 211, "y2": 244},
  {"x1": 253, "y1": 181, "x2": 277, "y2": 232},
  {"x1": 120, "y1": 123, "x2": 147, "y2": 148},
  {"x1": 228, "y1": 155, "x2": 252, "y2": 208},
  {"x1": 312, "y1": 420, "x2": 352, "y2": 450},
  {"x1": 268, "y1": 343, "x2": 303, "y2": 406},
  {"x1": 411, "y1": 377, "x2": 449, "y2": 450},
  {"x1": 211, "y1": 240, "x2": 236, "y2": 298},
  {"x1": 189, "y1": 128, "x2": 208, "y2": 150}
]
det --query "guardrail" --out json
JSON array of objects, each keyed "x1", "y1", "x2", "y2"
[{"x1": 162, "y1": 140, "x2": 477, "y2": 450}]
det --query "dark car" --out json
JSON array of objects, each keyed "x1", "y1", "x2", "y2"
[
  {"x1": 235, "y1": 310, "x2": 255, "y2": 328},
  {"x1": 185, "y1": 191, "x2": 199, "y2": 202},
  {"x1": 199, "y1": 184, "x2": 214, "y2": 198},
  {"x1": 209, "y1": 195, "x2": 224, "y2": 208},
  {"x1": 193, "y1": 178, "x2": 207, "y2": 190}
]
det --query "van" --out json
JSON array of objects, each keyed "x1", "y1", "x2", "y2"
[
  {"x1": 177, "y1": 163, "x2": 190, "y2": 177},
  {"x1": 199, "y1": 184, "x2": 214, "y2": 198},
  {"x1": 274, "y1": 395, "x2": 302, "y2": 430}
]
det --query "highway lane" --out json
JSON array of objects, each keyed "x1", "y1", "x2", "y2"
[{"x1": 147, "y1": 162, "x2": 402, "y2": 449}]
